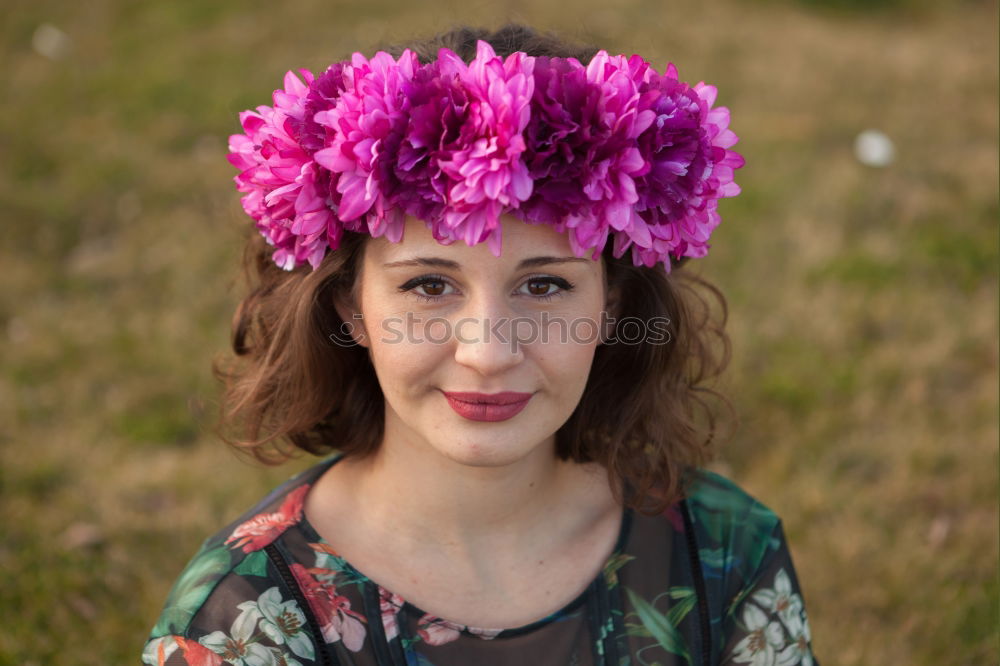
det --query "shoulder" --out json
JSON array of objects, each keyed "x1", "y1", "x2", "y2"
[
  {"x1": 143, "y1": 458, "x2": 337, "y2": 658},
  {"x1": 682, "y1": 469, "x2": 785, "y2": 582},
  {"x1": 682, "y1": 473, "x2": 818, "y2": 663},
  {"x1": 685, "y1": 468, "x2": 781, "y2": 536},
  {"x1": 205, "y1": 457, "x2": 334, "y2": 554}
]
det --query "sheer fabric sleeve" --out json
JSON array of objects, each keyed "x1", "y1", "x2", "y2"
[
  {"x1": 720, "y1": 521, "x2": 818, "y2": 666},
  {"x1": 141, "y1": 555, "x2": 322, "y2": 665}
]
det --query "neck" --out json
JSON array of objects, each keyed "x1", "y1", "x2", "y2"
[{"x1": 327, "y1": 420, "x2": 614, "y2": 558}]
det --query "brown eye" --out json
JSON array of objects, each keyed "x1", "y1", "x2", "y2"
[
  {"x1": 420, "y1": 280, "x2": 446, "y2": 296},
  {"x1": 526, "y1": 279, "x2": 552, "y2": 296},
  {"x1": 518, "y1": 276, "x2": 574, "y2": 301},
  {"x1": 397, "y1": 274, "x2": 455, "y2": 302}
]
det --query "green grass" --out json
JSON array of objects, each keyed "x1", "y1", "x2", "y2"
[{"x1": 1, "y1": 0, "x2": 997, "y2": 663}]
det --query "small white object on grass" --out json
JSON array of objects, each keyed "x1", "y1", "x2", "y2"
[
  {"x1": 854, "y1": 129, "x2": 896, "y2": 168},
  {"x1": 32, "y1": 23, "x2": 72, "y2": 60}
]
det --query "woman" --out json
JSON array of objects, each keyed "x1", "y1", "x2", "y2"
[{"x1": 143, "y1": 25, "x2": 817, "y2": 666}]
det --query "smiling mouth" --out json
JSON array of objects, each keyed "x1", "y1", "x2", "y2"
[
  {"x1": 441, "y1": 390, "x2": 533, "y2": 405},
  {"x1": 441, "y1": 391, "x2": 533, "y2": 422}
]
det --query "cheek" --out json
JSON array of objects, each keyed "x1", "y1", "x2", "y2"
[
  {"x1": 368, "y1": 333, "x2": 442, "y2": 398},
  {"x1": 568, "y1": 343, "x2": 599, "y2": 382},
  {"x1": 538, "y1": 339, "x2": 599, "y2": 392}
]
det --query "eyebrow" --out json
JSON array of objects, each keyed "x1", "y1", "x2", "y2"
[{"x1": 382, "y1": 256, "x2": 592, "y2": 270}]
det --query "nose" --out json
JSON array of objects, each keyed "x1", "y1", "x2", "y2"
[{"x1": 451, "y1": 294, "x2": 526, "y2": 377}]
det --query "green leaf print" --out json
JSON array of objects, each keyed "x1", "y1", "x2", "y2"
[
  {"x1": 624, "y1": 587, "x2": 692, "y2": 665},
  {"x1": 667, "y1": 590, "x2": 698, "y2": 627},
  {"x1": 233, "y1": 549, "x2": 270, "y2": 578},
  {"x1": 631, "y1": 588, "x2": 695, "y2": 643},
  {"x1": 602, "y1": 552, "x2": 635, "y2": 589},
  {"x1": 687, "y1": 473, "x2": 781, "y2": 581},
  {"x1": 697, "y1": 491, "x2": 774, "y2": 546},
  {"x1": 152, "y1": 544, "x2": 233, "y2": 636},
  {"x1": 697, "y1": 548, "x2": 737, "y2": 572}
]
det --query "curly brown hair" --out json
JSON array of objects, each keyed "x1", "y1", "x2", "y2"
[{"x1": 215, "y1": 24, "x2": 736, "y2": 515}]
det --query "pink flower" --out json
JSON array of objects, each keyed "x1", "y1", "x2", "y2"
[
  {"x1": 227, "y1": 44, "x2": 742, "y2": 272},
  {"x1": 227, "y1": 70, "x2": 340, "y2": 270},
  {"x1": 428, "y1": 41, "x2": 536, "y2": 254},
  {"x1": 378, "y1": 586, "x2": 405, "y2": 642},
  {"x1": 295, "y1": 62, "x2": 350, "y2": 153},
  {"x1": 630, "y1": 63, "x2": 744, "y2": 269},
  {"x1": 289, "y1": 563, "x2": 367, "y2": 651},
  {"x1": 313, "y1": 50, "x2": 419, "y2": 245},
  {"x1": 225, "y1": 485, "x2": 309, "y2": 553},
  {"x1": 520, "y1": 52, "x2": 654, "y2": 261},
  {"x1": 416, "y1": 614, "x2": 464, "y2": 646}
]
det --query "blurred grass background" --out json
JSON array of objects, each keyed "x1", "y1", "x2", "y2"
[{"x1": 0, "y1": 0, "x2": 996, "y2": 663}]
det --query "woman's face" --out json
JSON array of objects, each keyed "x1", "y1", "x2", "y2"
[{"x1": 337, "y1": 215, "x2": 614, "y2": 469}]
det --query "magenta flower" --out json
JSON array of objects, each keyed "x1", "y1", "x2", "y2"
[
  {"x1": 313, "y1": 50, "x2": 419, "y2": 245},
  {"x1": 426, "y1": 41, "x2": 536, "y2": 255},
  {"x1": 629, "y1": 63, "x2": 745, "y2": 268},
  {"x1": 228, "y1": 43, "x2": 743, "y2": 272},
  {"x1": 390, "y1": 59, "x2": 463, "y2": 225},
  {"x1": 295, "y1": 62, "x2": 349, "y2": 153},
  {"x1": 519, "y1": 52, "x2": 655, "y2": 261},
  {"x1": 227, "y1": 69, "x2": 342, "y2": 270}
]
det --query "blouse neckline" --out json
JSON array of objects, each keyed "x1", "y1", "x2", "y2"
[{"x1": 294, "y1": 454, "x2": 634, "y2": 638}]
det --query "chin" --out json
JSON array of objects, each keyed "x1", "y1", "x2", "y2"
[{"x1": 433, "y1": 434, "x2": 547, "y2": 469}]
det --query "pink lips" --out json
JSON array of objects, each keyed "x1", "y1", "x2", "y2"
[{"x1": 442, "y1": 391, "x2": 533, "y2": 422}]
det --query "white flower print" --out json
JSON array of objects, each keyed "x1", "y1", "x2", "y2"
[
  {"x1": 268, "y1": 646, "x2": 304, "y2": 666},
  {"x1": 752, "y1": 569, "x2": 804, "y2": 635},
  {"x1": 731, "y1": 603, "x2": 785, "y2": 666},
  {"x1": 256, "y1": 586, "x2": 316, "y2": 661},
  {"x1": 776, "y1": 608, "x2": 813, "y2": 666},
  {"x1": 200, "y1": 601, "x2": 274, "y2": 666}
]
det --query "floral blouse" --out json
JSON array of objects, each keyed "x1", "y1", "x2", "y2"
[{"x1": 142, "y1": 456, "x2": 817, "y2": 665}]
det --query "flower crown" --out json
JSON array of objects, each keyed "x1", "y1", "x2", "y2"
[{"x1": 227, "y1": 41, "x2": 744, "y2": 272}]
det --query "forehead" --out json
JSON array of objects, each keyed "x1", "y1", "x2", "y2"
[{"x1": 366, "y1": 215, "x2": 594, "y2": 268}]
